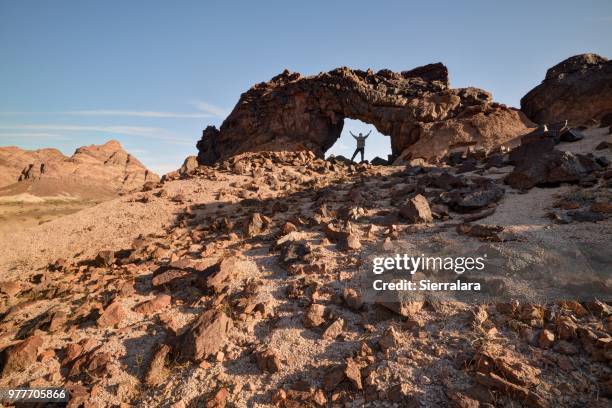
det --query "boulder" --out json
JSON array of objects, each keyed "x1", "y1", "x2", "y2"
[
  {"x1": 521, "y1": 53, "x2": 612, "y2": 125},
  {"x1": 371, "y1": 156, "x2": 389, "y2": 166},
  {"x1": 244, "y1": 213, "x2": 271, "y2": 237},
  {"x1": 200, "y1": 257, "x2": 257, "y2": 293},
  {"x1": 134, "y1": 294, "x2": 172, "y2": 315},
  {"x1": 256, "y1": 349, "x2": 282, "y2": 373},
  {"x1": 97, "y1": 301, "x2": 127, "y2": 328},
  {"x1": 95, "y1": 250, "x2": 115, "y2": 267},
  {"x1": 506, "y1": 141, "x2": 601, "y2": 190},
  {"x1": 1, "y1": 335, "x2": 43, "y2": 376},
  {"x1": 303, "y1": 304, "x2": 326, "y2": 328},
  {"x1": 601, "y1": 112, "x2": 612, "y2": 128},
  {"x1": 342, "y1": 288, "x2": 364, "y2": 311},
  {"x1": 144, "y1": 344, "x2": 171, "y2": 386},
  {"x1": 439, "y1": 179, "x2": 504, "y2": 212},
  {"x1": 179, "y1": 310, "x2": 233, "y2": 361},
  {"x1": 322, "y1": 318, "x2": 344, "y2": 340},
  {"x1": 179, "y1": 155, "x2": 199, "y2": 175},
  {"x1": 399, "y1": 194, "x2": 433, "y2": 223},
  {"x1": 559, "y1": 129, "x2": 584, "y2": 143}
]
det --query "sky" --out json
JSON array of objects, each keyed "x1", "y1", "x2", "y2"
[{"x1": 1, "y1": 1, "x2": 611, "y2": 173}]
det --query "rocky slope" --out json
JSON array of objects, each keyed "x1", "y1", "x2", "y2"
[
  {"x1": 0, "y1": 140, "x2": 160, "y2": 200},
  {"x1": 0, "y1": 126, "x2": 610, "y2": 407},
  {"x1": 521, "y1": 53, "x2": 612, "y2": 126},
  {"x1": 0, "y1": 146, "x2": 66, "y2": 189},
  {"x1": 197, "y1": 64, "x2": 535, "y2": 165}
]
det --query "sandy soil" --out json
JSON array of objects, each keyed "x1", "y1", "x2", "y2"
[{"x1": 0, "y1": 200, "x2": 100, "y2": 235}]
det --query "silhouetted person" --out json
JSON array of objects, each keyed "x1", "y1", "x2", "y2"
[{"x1": 350, "y1": 130, "x2": 371, "y2": 162}]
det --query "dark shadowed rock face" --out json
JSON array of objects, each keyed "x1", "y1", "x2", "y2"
[
  {"x1": 505, "y1": 138, "x2": 602, "y2": 190},
  {"x1": 197, "y1": 64, "x2": 534, "y2": 165},
  {"x1": 521, "y1": 53, "x2": 612, "y2": 126}
]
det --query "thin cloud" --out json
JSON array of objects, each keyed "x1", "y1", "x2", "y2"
[
  {"x1": 0, "y1": 101, "x2": 228, "y2": 119},
  {"x1": 0, "y1": 132, "x2": 69, "y2": 140},
  {"x1": 62, "y1": 110, "x2": 211, "y2": 118},
  {"x1": 0, "y1": 124, "x2": 192, "y2": 143},
  {"x1": 191, "y1": 100, "x2": 229, "y2": 117}
]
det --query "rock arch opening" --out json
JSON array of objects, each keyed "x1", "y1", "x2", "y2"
[{"x1": 326, "y1": 118, "x2": 392, "y2": 164}]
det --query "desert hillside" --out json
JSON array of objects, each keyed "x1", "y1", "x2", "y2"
[
  {"x1": 0, "y1": 140, "x2": 160, "y2": 233},
  {"x1": 0, "y1": 125, "x2": 610, "y2": 407},
  {"x1": 0, "y1": 54, "x2": 611, "y2": 407},
  {"x1": 0, "y1": 140, "x2": 159, "y2": 200}
]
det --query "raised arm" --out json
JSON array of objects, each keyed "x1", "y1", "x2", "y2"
[
  {"x1": 349, "y1": 131, "x2": 357, "y2": 139},
  {"x1": 364, "y1": 130, "x2": 372, "y2": 138}
]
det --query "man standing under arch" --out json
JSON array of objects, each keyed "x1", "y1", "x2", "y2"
[{"x1": 350, "y1": 130, "x2": 371, "y2": 163}]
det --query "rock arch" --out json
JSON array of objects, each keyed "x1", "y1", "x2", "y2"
[{"x1": 197, "y1": 63, "x2": 535, "y2": 165}]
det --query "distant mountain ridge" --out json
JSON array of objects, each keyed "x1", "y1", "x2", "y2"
[{"x1": 0, "y1": 140, "x2": 159, "y2": 200}]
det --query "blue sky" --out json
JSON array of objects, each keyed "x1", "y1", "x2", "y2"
[{"x1": 1, "y1": 1, "x2": 611, "y2": 173}]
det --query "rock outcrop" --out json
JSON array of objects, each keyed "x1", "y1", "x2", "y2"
[
  {"x1": 0, "y1": 146, "x2": 65, "y2": 189},
  {"x1": 197, "y1": 64, "x2": 535, "y2": 165},
  {"x1": 0, "y1": 140, "x2": 159, "y2": 199},
  {"x1": 521, "y1": 53, "x2": 612, "y2": 125}
]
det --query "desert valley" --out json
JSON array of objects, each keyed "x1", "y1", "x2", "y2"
[{"x1": 0, "y1": 53, "x2": 611, "y2": 408}]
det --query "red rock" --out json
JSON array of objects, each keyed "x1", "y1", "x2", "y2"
[
  {"x1": 0, "y1": 281, "x2": 21, "y2": 297},
  {"x1": 95, "y1": 250, "x2": 115, "y2": 267},
  {"x1": 244, "y1": 213, "x2": 271, "y2": 237},
  {"x1": 322, "y1": 318, "x2": 344, "y2": 340},
  {"x1": 0, "y1": 140, "x2": 159, "y2": 195},
  {"x1": 342, "y1": 288, "x2": 363, "y2": 311},
  {"x1": 456, "y1": 222, "x2": 504, "y2": 241},
  {"x1": 281, "y1": 222, "x2": 298, "y2": 235},
  {"x1": 134, "y1": 294, "x2": 172, "y2": 315},
  {"x1": 474, "y1": 372, "x2": 547, "y2": 408},
  {"x1": 145, "y1": 344, "x2": 171, "y2": 386},
  {"x1": 521, "y1": 53, "x2": 612, "y2": 125},
  {"x1": 196, "y1": 65, "x2": 533, "y2": 165},
  {"x1": 62, "y1": 343, "x2": 83, "y2": 366},
  {"x1": 538, "y1": 329, "x2": 555, "y2": 349},
  {"x1": 344, "y1": 358, "x2": 362, "y2": 390},
  {"x1": 201, "y1": 257, "x2": 257, "y2": 293},
  {"x1": 399, "y1": 194, "x2": 433, "y2": 223},
  {"x1": 179, "y1": 155, "x2": 199, "y2": 176},
  {"x1": 378, "y1": 300, "x2": 423, "y2": 317},
  {"x1": 387, "y1": 383, "x2": 416, "y2": 404},
  {"x1": 323, "y1": 365, "x2": 345, "y2": 391},
  {"x1": 448, "y1": 390, "x2": 479, "y2": 408},
  {"x1": 97, "y1": 301, "x2": 127, "y2": 328},
  {"x1": 591, "y1": 202, "x2": 612, "y2": 213},
  {"x1": 39, "y1": 349, "x2": 55, "y2": 363},
  {"x1": 338, "y1": 233, "x2": 361, "y2": 251},
  {"x1": 48, "y1": 310, "x2": 68, "y2": 332},
  {"x1": 1, "y1": 335, "x2": 43, "y2": 376},
  {"x1": 205, "y1": 387, "x2": 229, "y2": 408},
  {"x1": 179, "y1": 310, "x2": 233, "y2": 361},
  {"x1": 118, "y1": 280, "x2": 136, "y2": 297},
  {"x1": 378, "y1": 326, "x2": 400, "y2": 351},
  {"x1": 84, "y1": 351, "x2": 112, "y2": 377},
  {"x1": 555, "y1": 316, "x2": 577, "y2": 340},
  {"x1": 151, "y1": 269, "x2": 190, "y2": 288},
  {"x1": 303, "y1": 304, "x2": 326, "y2": 328},
  {"x1": 256, "y1": 349, "x2": 282, "y2": 373}
]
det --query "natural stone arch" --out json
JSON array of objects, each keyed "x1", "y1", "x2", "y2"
[{"x1": 197, "y1": 63, "x2": 535, "y2": 165}]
